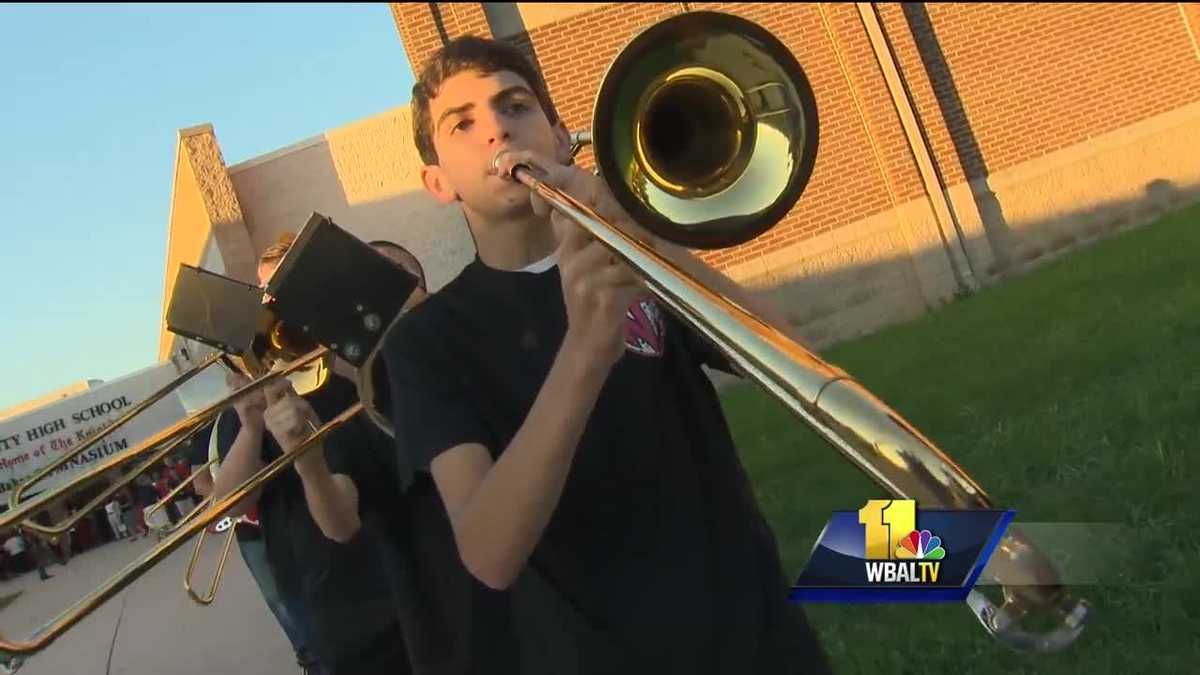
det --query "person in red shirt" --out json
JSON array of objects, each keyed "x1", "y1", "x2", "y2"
[
  {"x1": 152, "y1": 470, "x2": 171, "y2": 501},
  {"x1": 169, "y1": 456, "x2": 192, "y2": 490},
  {"x1": 152, "y1": 469, "x2": 181, "y2": 524}
]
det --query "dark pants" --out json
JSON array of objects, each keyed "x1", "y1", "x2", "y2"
[{"x1": 239, "y1": 536, "x2": 323, "y2": 670}]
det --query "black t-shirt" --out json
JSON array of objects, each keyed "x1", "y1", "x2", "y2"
[
  {"x1": 187, "y1": 418, "x2": 261, "y2": 543},
  {"x1": 183, "y1": 420, "x2": 212, "y2": 469},
  {"x1": 383, "y1": 258, "x2": 828, "y2": 675},
  {"x1": 214, "y1": 375, "x2": 411, "y2": 671}
]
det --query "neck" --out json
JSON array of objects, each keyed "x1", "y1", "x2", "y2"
[{"x1": 464, "y1": 207, "x2": 558, "y2": 271}]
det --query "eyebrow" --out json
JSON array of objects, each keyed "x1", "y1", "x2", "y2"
[{"x1": 436, "y1": 85, "x2": 537, "y2": 134}]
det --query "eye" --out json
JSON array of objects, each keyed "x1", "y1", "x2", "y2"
[
  {"x1": 505, "y1": 102, "x2": 530, "y2": 115},
  {"x1": 452, "y1": 118, "x2": 473, "y2": 133}
]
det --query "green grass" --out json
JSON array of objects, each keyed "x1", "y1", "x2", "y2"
[{"x1": 725, "y1": 203, "x2": 1200, "y2": 673}]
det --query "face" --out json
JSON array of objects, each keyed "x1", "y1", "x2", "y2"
[
  {"x1": 257, "y1": 260, "x2": 280, "y2": 288},
  {"x1": 421, "y1": 69, "x2": 570, "y2": 222},
  {"x1": 371, "y1": 244, "x2": 429, "y2": 307}
]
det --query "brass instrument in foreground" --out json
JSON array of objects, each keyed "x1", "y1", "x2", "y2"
[{"x1": 490, "y1": 10, "x2": 1088, "y2": 653}]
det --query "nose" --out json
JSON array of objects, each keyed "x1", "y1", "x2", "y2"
[{"x1": 476, "y1": 106, "x2": 512, "y2": 147}]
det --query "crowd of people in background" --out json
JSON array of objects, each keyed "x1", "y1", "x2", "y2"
[{"x1": 0, "y1": 451, "x2": 199, "y2": 580}]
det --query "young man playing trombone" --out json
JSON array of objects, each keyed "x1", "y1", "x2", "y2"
[
  {"x1": 210, "y1": 236, "x2": 418, "y2": 675},
  {"x1": 381, "y1": 36, "x2": 831, "y2": 674},
  {"x1": 185, "y1": 419, "x2": 323, "y2": 675}
]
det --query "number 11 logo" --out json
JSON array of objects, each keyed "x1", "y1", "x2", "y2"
[{"x1": 858, "y1": 499, "x2": 916, "y2": 560}]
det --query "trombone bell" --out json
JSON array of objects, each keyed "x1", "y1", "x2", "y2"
[
  {"x1": 240, "y1": 309, "x2": 332, "y2": 397},
  {"x1": 593, "y1": 10, "x2": 819, "y2": 250},
  {"x1": 634, "y1": 66, "x2": 756, "y2": 199}
]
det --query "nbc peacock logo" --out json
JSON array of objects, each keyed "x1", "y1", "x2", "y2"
[
  {"x1": 896, "y1": 530, "x2": 946, "y2": 561},
  {"x1": 860, "y1": 500, "x2": 945, "y2": 584}
]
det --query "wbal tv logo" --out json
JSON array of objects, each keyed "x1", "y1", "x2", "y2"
[
  {"x1": 790, "y1": 497, "x2": 1013, "y2": 603},
  {"x1": 860, "y1": 499, "x2": 945, "y2": 584}
]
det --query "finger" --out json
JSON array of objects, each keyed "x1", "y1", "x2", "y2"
[
  {"x1": 571, "y1": 240, "x2": 621, "y2": 275},
  {"x1": 249, "y1": 389, "x2": 268, "y2": 410},
  {"x1": 568, "y1": 257, "x2": 644, "y2": 307},
  {"x1": 568, "y1": 172, "x2": 649, "y2": 245},
  {"x1": 296, "y1": 398, "x2": 319, "y2": 425},
  {"x1": 554, "y1": 214, "x2": 594, "y2": 259},
  {"x1": 264, "y1": 404, "x2": 299, "y2": 435},
  {"x1": 598, "y1": 262, "x2": 646, "y2": 296},
  {"x1": 263, "y1": 379, "x2": 292, "y2": 405},
  {"x1": 277, "y1": 406, "x2": 302, "y2": 434},
  {"x1": 530, "y1": 191, "x2": 551, "y2": 219}
]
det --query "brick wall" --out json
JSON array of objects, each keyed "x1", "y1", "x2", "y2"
[
  {"x1": 880, "y1": 3, "x2": 1200, "y2": 183},
  {"x1": 390, "y1": 3, "x2": 1200, "y2": 271},
  {"x1": 391, "y1": 2, "x2": 494, "y2": 77}
]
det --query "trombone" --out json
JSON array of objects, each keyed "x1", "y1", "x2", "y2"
[
  {"x1": 182, "y1": 502, "x2": 234, "y2": 606},
  {"x1": 0, "y1": 345, "x2": 334, "y2": 659},
  {"x1": 145, "y1": 458, "x2": 218, "y2": 535},
  {"x1": 486, "y1": 10, "x2": 1089, "y2": 653},
  {"x1": 0, "y1": 351, "x2": 227, "y2": 533},
  {"x1": 17, "y1": 423, "x2": 211, "y2": 546},
  {"x1": 5, "y1": 294, "x2": 332, "y2": 535},
  {"x1": 0, "y1": 393, "x2": 360, "y2": 659}
]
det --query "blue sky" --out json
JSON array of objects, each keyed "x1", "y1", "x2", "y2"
[{"x1": 0, "y1": 4, "x2": 415, "y2": 412}]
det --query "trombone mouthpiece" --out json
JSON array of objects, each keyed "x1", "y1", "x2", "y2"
[
  {"x1": 490, "y1": 150, "x2": 513, "y2": 178},
  {"x1": 489, "y1": 150, "x2": 543, "y2": 181}
]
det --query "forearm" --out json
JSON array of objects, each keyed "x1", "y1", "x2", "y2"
[
  {"x1": 191, "y1": 469, "x2": 213, "y2": 497},
  {"x1": 295, "y1": 448, "x2": 361, "y2": 543},
  {"x1": 450, "y1": 337, "x2": 609, "y2": 589},
  {"x1": 212, "y1": 425, "x2": 266, "y2": 516}
]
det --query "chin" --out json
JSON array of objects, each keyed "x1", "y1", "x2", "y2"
[{"x1": 488, "y1": 185, "x2": 534, "y2": 215}]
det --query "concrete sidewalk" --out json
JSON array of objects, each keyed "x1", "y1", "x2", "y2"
[{"x1": 1, "y1": 532, "x2": 297, "y2": 675}]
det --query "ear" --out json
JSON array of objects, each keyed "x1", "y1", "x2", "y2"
[
  {"x1": 552, "y1": 120, "x2": 572, "y2": 164},
  {"x1": 421, "y1": 164, "x2": 460, "y2": 205}
]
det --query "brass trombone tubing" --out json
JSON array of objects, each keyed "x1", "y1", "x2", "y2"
[
  {"x1": 0, "y1": 399, "x2": 363, "y2": 656},
  {"x1": 183, "y1": 505, "x2": 237, "y2": 606},
  {"x1": 145, "y1": 458, "x2": 217, "y2": 527},
  {"x1": 21, "y1": 423, "x2": 207, "y2": 544},
  {"x1": 170, "y1": 493, "x2": 214, "y2": 535},
  {"x1": 1, "y1": 348, "x2": 328, "y2": 533},
  {"x1": 1, "y1": 352, "x2": 225, "y2": 527},
  {"x1": 503, "y1": 145, "x2": 1088, "y2": 652}
]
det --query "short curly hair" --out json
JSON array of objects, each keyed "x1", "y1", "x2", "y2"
[
  {"x1": 369, "y1": 240, "x2": 427, "y2": 291},
  {"x1": 259, "y1": 232, "x2": 296, "y2": 266},
  {"x1": 411, "y1": 35, "x2": 559, "y2": 166}
]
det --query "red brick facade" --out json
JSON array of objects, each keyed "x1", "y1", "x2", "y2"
[{"x1": 390, "y1": 2, "x2": 1200, "y2": 271}]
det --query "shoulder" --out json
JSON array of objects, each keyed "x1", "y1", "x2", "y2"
[{"x1": 381, "y1": 264, "x2": 480, "y2": 359}]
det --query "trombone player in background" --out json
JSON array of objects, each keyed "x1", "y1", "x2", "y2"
[
  {"x1": 207, "y1": 234, "x2": 416, "y2": 675},
  {"x1": 184, "y1": 417, "x2": 324, "y2": 675}
]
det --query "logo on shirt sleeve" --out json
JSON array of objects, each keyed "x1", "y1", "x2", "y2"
[{"x1": 624, "y1": 298, "x2": 666, "y2": 357}]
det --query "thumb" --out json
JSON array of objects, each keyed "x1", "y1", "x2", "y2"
[{"x1": 553, "y1": 210, "x2": 591, "y2": 259}]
